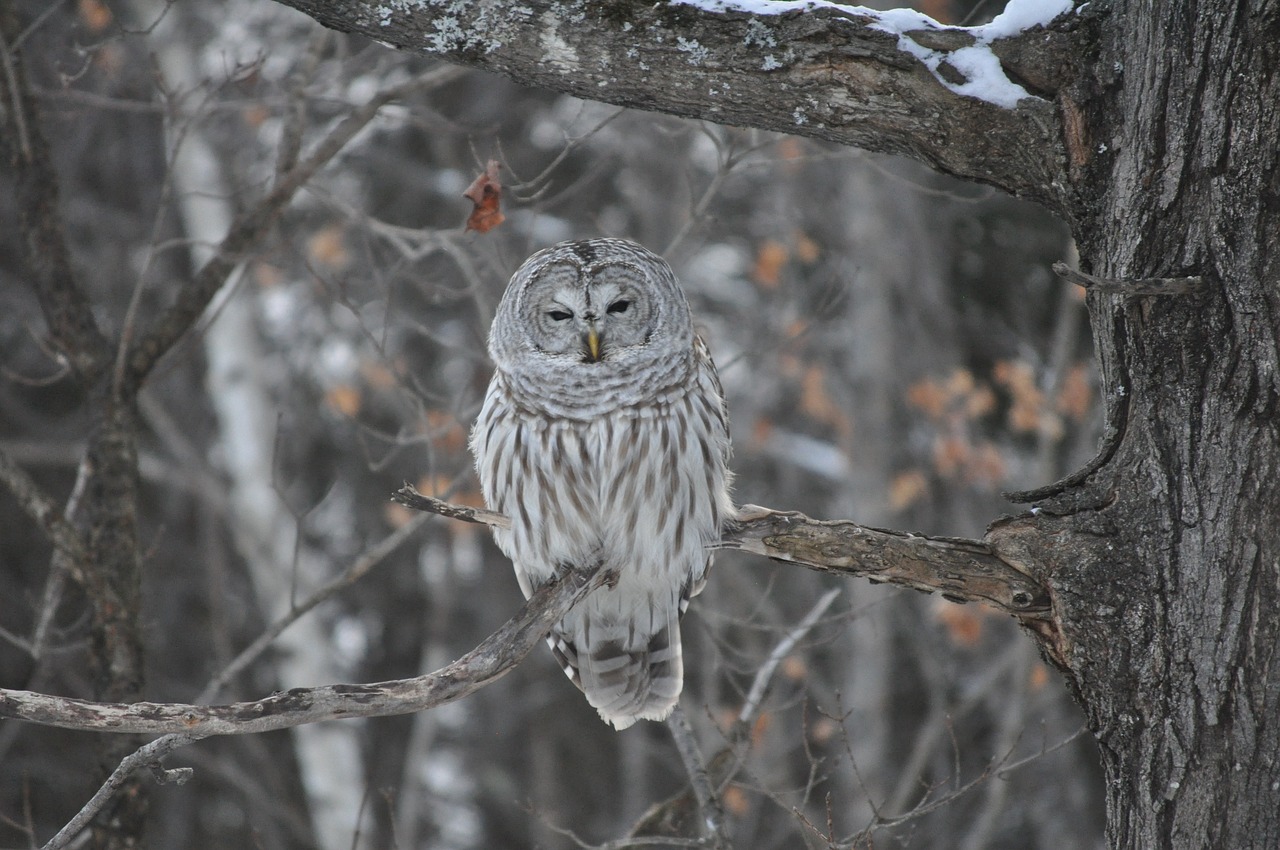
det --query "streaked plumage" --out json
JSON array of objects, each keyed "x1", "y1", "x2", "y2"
[{"x1": 470, "y1": 238, "x2": 733, "y2": 729}]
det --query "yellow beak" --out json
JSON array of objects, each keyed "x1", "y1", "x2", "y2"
[{"x1": 585, "y1": 327, "x2": 602, "y2": 362}]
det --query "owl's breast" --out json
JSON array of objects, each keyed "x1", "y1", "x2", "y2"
[{"x1": 472, "y1": 374, "x2": 727, "y2": 593}]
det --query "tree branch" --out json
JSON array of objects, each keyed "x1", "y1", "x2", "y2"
[
  {"x1": 120, "y1": 64, "x2": 467, "y2": 396},
  {"x1": 0, "y1": 4, "x2": 112, "y2": 381},
  {"x1": 271, "y1": 0, "x2": 1086, "y2": 214},
  {"x1": 725, "y1": 504, "x2": 1049, "y2": 616},
  {"x1": 0, "y1": 444, "x2": 88, "y2": 582},
  {"x1": 0, "y1": 566, "x2": 607, "y2": 736},
  {"x1": 1051, "y1": 261, "x2": 1207, "y2": 295},
  {"x1": 391, "y1": 486, "x2": 1051, "y2": 619}
]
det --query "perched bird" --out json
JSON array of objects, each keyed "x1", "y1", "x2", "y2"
[{"x1": 470, "y1": 238, "x2": 733, "y2": 729}]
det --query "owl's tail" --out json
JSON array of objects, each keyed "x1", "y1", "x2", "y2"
[{"x1": 550, "y1": 598, "x2": 684, "y2": 730}]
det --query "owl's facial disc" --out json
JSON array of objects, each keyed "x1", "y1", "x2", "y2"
[{"x1": 522, "y1": 260, "x2": 655, "y2": 364}]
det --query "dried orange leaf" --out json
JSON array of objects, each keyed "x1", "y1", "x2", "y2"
[
  {"x1": 723, "y1": 785, "x2": 751, "y2": 816},
  {"x1": 1056, "y1": 363, "x2": 1094, "y2": 421},
  {"x1": 933, "y1": 599, "x2": 988, "y2": 647},
  {"x1": 325, "y1": 384, "x2": 361, "y2": 417},
  {"x1": 889, "y1": 469, "x2": 929, "y2": 511},
  {"x1": 780, "y1": 655, "x2": 808, "y2": 682},
  {"x1": 463, "y1": 159, "x2": 505, "y2": 233},
  {"x1": 307, "y1": 224, "x2": 350, "y2": 270},
  {"x1": 752, "y1": 240, "x2": 789, "y2": 289},
  {"x1": 907, "y1": 377, "x2": 949, "y2": 420}
]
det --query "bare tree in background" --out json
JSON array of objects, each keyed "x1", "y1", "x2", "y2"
[{"x1": 0, "y1": 0, "x2": 1201, "y2": 847}]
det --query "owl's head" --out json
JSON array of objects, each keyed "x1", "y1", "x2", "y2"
[{"x1": 489, "y1": 239, "x2": 694, "y2": 374}]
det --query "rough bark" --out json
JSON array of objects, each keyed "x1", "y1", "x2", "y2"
[
  {"x1": 989, "y1": 0, "x2": 1280, "y2": 844},
  {"x1": 265, "y1": 1, "x2": 1280, "y2": 847},
  {"x1": 272, "y1": 0, "x2": 1090, "y2": 214}
]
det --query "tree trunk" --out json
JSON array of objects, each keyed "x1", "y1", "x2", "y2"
[{"x1": 992, "y1": 1, "x2": 1280, "y2": 844}]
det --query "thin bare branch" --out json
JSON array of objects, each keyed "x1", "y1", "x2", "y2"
[
  {"x1": 195, "y1": 512, "x2": 431, "y2": 703},
  {"x1": 121, "y1": 64, "x2": 468, "y2": 395},
  {"x1": 0, "y1": 566, "x2": 607, "y2": 736},
  {"x1": 391, "y1": 484, "x2": 511, "y2": 529},
  {"x1": 666, "y1": 705, "x2": 731, "y2": 850},
  {"x1": 0, "y1": 444, "x2": 87, "y2": 580},
  {"x1": 738, "y1": 588, "x2": 841, "y2": 725}
]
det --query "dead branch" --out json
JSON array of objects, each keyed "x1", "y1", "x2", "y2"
[
  {"x1": 1052, "y1": 261, "x2": 1206, "y2": 295},
  {"x1": 0, "y1": 566, "x2": 606, "y2": 737},
  {"x1": 391, "y1": 486, "x2": 1051, "y2": 619}
]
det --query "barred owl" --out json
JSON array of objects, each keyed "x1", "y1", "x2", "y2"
[{"x1": 470, "y1": 238, "x2": 733, "y2": 730}]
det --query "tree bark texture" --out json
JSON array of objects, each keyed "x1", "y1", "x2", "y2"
[
  {"x1": 993, "y1": 0, "x2": 1280, "y2": 845},
  {"x1": 265, "y1": 1, "x2": 1280, "y2": 847},
  {"x1": 277, "y1": 0, "x2": 1088, "y2": 214}
]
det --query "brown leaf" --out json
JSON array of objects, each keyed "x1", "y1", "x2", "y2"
[
  {"x1": 907, "y1": 376, "x2": 949, "y2": 420},
  {"x1": 1056, "y1": 363, "x2": 1094, "y2": 422},
  {"x1": 933, "y1": 599, "x2": 989, "y2": 647},
  {"x1": 307, "y1": 224, "x2": 350, "y2": 270},
  {"x1": 723, "y1": 785, "x2": 751, "y2": 816},
  {"x1": 752, "y1": 239, "x2": 789, "y2": 289},
  {"x1": 78, "y1": 0, "x2": 113, "y2": 32},
  {"x1": 325, "y1": 384, "x2": 362, "y2": 417},
  {"x1": 463, "y1": 159, "x2": 505, "y2": 233},
  {"x1": 888, "y1": 469, "x2": 929, "y2": 511}
]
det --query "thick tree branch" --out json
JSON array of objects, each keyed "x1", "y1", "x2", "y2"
[
  {"x1": 392, "y1": 486, "x2": 1052, "y2": 619},
  {"x1": 0, "y1": 566, "x2": 606, "y2": 736},
  {"x1": 271, "y1": 0, "x2": 1087, "y2": 214}
]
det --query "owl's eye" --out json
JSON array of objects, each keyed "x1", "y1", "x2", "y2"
[
  {"x1": 547, "y1": 309, "x2": 573, "y2": 321},
  {"x1": 607, "y1": 300, "x2": 631, "y2": 315}
]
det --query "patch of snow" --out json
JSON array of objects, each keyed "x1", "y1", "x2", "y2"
[
  {"x1": 978, "y1": 0, "x2": 1073, "y2": 38},
  {"x1": 673, "y1": 0, "x2": 1074, "y2": 109}
]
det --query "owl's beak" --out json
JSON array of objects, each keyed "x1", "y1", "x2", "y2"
[{"x1": 584, "y1": 327, "x2": 602, "y2": 362}]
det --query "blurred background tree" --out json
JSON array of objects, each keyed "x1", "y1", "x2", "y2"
[{"x1": 0, "y1": 0, "x2": 1103, "y2": 847}]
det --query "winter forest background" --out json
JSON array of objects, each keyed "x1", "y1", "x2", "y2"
[{"x1": 0, "y1": 0, "x2": 1106, "y2": 847}]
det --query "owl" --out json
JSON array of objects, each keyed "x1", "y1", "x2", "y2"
[{"x1": 470, "y1": 238, "x2": 733, "y2": 730}]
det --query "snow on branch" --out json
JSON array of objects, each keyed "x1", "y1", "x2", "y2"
[{"x1": 271, "y1": 0, "x2": 1092, "y2": 214}]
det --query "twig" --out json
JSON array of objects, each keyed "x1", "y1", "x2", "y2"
[
  {"x1": 738, "y1": 588, "x2": 841, "y2": 725},
  {"x1": 391, "y1": 484, "x2": 510, "y2": 529},
  {"x1": 625, "y1": 590, "x2": 839, "y2": 843},
  {"x1": 122, "y1": 64, "x2": 467, "y2": 394},
  {"x1": 40, "y1": 734, "x2": 196, "y2": 850},
  {"x1": 1052, "y1": 261, "x2": 1205, "y2": 295},
  {"x1": 195, "y1": 512, "x2": 430, "y2": 703},
  {"x1": 666, "y1": 705, "x2": 731, "y2": 850}
]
